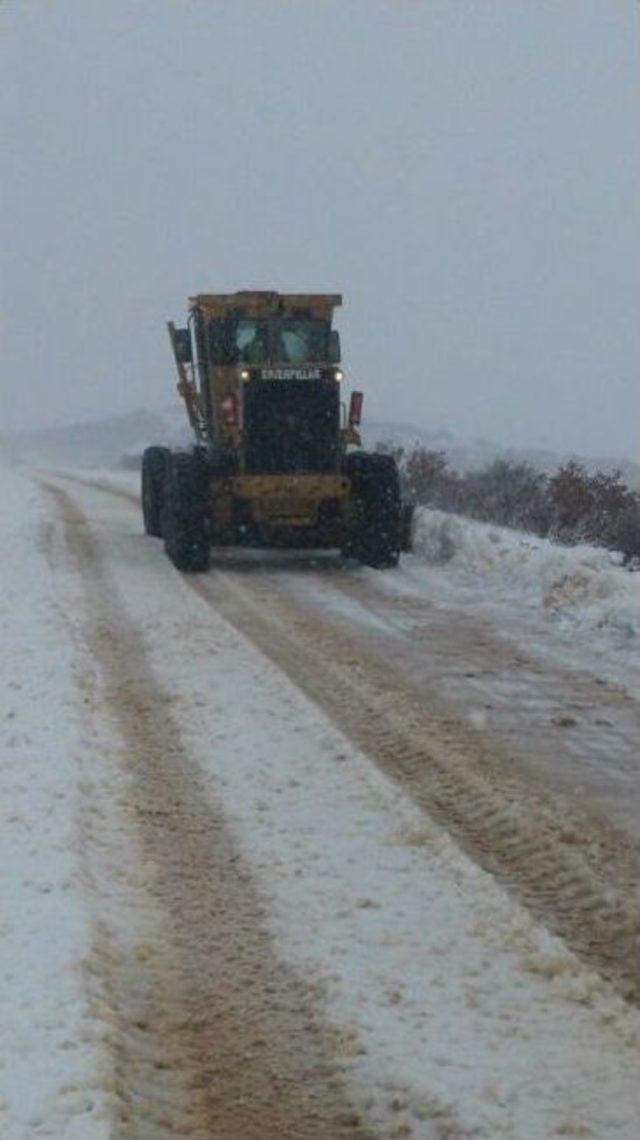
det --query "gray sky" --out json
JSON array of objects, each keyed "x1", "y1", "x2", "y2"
[{"x1": 1, "y1": 1, "x2": 638, "y2": 459}]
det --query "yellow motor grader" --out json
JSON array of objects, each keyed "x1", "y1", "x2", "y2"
[{"x1": 141, "y1": 290, "x2": 412, "y2": 571}]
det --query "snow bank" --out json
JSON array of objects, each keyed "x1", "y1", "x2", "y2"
[
  {"x1": 413, "y1": 508, "x2": 640, "y2": 657},
  {"x1": 0, "y1": 469, "x2": 112, "y2": 1138}
]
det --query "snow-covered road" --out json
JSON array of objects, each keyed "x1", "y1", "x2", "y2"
[{"x1": 2, "y1": 465, "x2": 639, "y2": 1139}]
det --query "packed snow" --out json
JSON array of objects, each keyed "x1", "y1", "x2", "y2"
[{"x1": 0, "y1": 472, "x2": 112, "y2": 1138}]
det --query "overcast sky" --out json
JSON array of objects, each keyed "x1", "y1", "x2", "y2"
[{"x1": 1, "y1": 1, "x2": 637, "y2": 460}]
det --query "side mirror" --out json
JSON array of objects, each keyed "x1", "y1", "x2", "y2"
[
  {"x1": 174, "y1": 327, "x2": 193, "y2": 365},
  {"x1": 328, "y1": 330, "x2": 341, "y2": 364}
]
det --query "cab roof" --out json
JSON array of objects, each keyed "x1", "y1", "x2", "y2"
[{"x1": 190, "y1": 291, "x2": 342, "y2": 320}]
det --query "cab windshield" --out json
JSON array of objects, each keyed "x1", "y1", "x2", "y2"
[
  {"x1": 234, "y1": 319, "x2": 269, "y2": 364},
  {"x1": 275, "y1": 319, "x2": 329, "y2": 363},
  {"x1": 208, "y1": 316, "x2": 331, "y2": 365}
]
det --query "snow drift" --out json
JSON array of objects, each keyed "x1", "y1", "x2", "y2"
[{"x1": 413, "y1": 509, "x2": 640, "y2": 659}]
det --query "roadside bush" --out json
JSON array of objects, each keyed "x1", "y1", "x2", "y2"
[
  {"x1": 404, "y1": 448, "x2": 449, "y2": 503},
  {"x1": 462, "y1": 460, "x2": 551, "y2": 533},
  {"x1": 375, "y1": 441, "x2": 640, "y2": 564}
]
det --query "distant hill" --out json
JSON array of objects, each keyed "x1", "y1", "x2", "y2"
[
  {"x1": 5, "y1": 406, "x2": 190, "y2": 471},
  {"x1": 6, "y1": 406, "x2": 639, "y2": 490}
]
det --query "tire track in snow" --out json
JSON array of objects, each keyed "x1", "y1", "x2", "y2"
[
  {"x1": 42, "y1": 481, "x2": 376, "y2": 1140},
  {"x1": 315, "y1": 565, "x2": 640, "y2": 836},
  {"x1": 188, "y1": 569, "x2": 639, "y2": 1005}
]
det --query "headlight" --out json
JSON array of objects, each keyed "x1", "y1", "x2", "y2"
[
  {"x1": 334, "y1": 368, "x2": 344, "y2": 382},
  {"x1": 240, "y1": 368, "x2": 250, "y2": 381}
]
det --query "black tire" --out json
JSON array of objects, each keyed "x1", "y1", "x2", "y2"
[
  {"x1": 162, "y1": 452, "x2": 210, "y2": 572},
  {"x1": 343, "y1": 452, "x2": 401, "y2": 568},
  {"x1": 400, "y1": 502, "x2": 415, "y2": 552},
  {"x1": 141, "y1": 446, "x2": 170, "y2": 537}
]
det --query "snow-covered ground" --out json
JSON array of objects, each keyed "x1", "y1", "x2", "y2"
[
  {"x1": 0, "y1": 475, "x2": 113, "y2": 1138},
  {"x1": 2, "y1": 464, "x2": 639, "y2": 1138}
]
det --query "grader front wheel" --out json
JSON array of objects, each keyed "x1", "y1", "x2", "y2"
[
  {"x1": 344, "y1": 453, "x2": 402, "y2": 569},
  {"x1": 141, "y1": 446, "x2": 170, "y2": 537}
]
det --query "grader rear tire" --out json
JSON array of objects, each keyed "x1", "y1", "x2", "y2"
[{"x1": 162, "y1": 452, "x2": 210, "y2": 572}]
